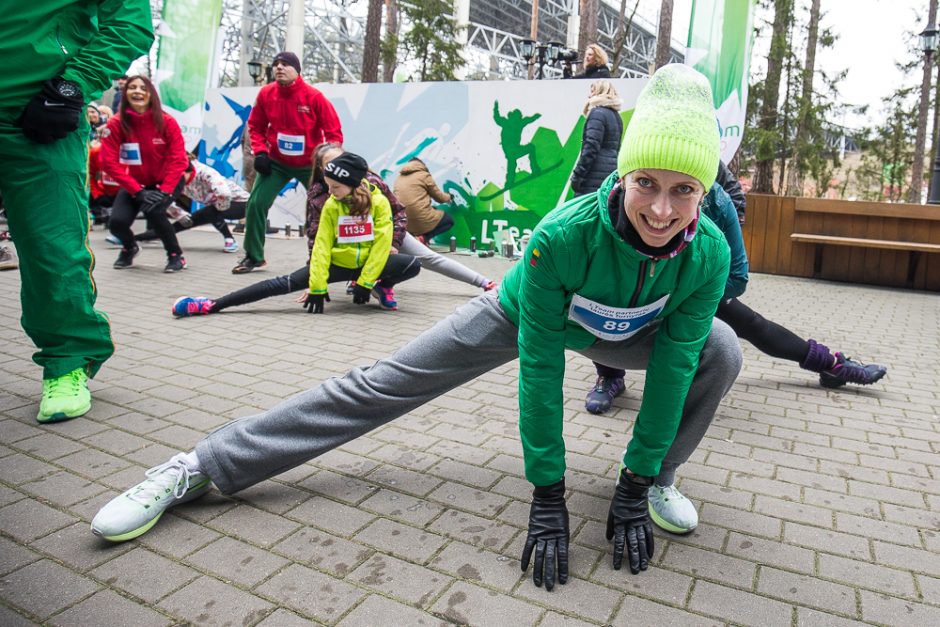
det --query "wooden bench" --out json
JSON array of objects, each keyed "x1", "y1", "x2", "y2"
[{"x1": 789, "y1": 200, "x2": 940, "y2": 288}]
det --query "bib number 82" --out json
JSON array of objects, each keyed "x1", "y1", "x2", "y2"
[{"x1": 603, "y1": 320, "x2": 631, "y2": 331}]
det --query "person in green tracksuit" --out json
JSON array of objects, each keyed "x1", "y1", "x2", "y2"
[
  {"x1": 93, "y1": 65, "x2": 742, "y2": 593},
  {"x1": 0, "y1": 2, "x2": 153, "y2": 422}
]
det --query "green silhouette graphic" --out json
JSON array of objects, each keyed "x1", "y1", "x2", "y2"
[{"x1": 493, "y1": 101, "x2": 543, "y2": 188}]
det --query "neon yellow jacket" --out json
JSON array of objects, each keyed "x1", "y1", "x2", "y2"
[{"x1": 308, "y1": 184, "x2": 393, "y2": 293}]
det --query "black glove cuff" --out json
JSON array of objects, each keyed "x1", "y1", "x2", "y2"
[
  {"x1": 618, "y1": 468, "x2": 653, "y2": 495},
  {"x1": 533, "y1": 478, "x2": 565, "y2": 500}
]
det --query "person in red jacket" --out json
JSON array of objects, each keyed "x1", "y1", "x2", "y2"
[
  {"x1": 87, "y1": 136, "x2": 120, "y2": 225},
  {"x1": 233, "y1": 51, "x2": 344, "y2": 274},
  {"x1": 100, "y1": 75, "x2": 189, "y2": 272}
]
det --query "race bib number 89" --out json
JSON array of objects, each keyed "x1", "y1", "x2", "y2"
[{"x1": 568, "y1": 293, "x2": 670, "y2": 341}]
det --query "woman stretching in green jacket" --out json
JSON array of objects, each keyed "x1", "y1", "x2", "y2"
[{"x1": 92, "y1": 65, "x2": 742, "y2": 593}]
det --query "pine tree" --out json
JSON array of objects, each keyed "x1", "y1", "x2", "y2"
[
  {"x1": 396, "y1": 0, "x2": 465, "y2": 81},
  {"x1": 752, "y1": 0, "x2": 793, "y2": 194}
]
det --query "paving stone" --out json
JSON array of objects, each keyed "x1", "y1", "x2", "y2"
[
  {"x1": 0, "y1": 498, "x2": 77, "y2": 542},
  {"x1": 689, "y1": 580, "x2": 793, "y2": 627},
  {"x1": 860, "y1": 590, "x2": 940, "y2": 626},
  {"x1": 90, "y1": 548, "x2": 200, "y2": 603},
  {"x1": 802, "y1": 487, "x2": 881, "y2": 517},
  {"x1": 234, "y1": 481, "x2": 312, "y2": 515},
  {"x1": 315, "y1": 448, "x2": 383, "y2": 475},
  {"x1": 254, "y1": 607, "x2": 319, "y2": 626},
  {"x1": 359, "y1": 488, "x2": 444, "y2": 526},
  {"x1": 254, "y1": 563, "x2": 364, "y2": 623},
  {"x1": 699, "y1": 502, "x2": 782, "y2": 538},
  {"x1": 298, "y1": 469, "x2": 378, "y2": 505},
  {"x1": 356, "y1": 518, "x2": 447, "y2": 563},
  {"x1": 428, "y1": 541, "x2": 523, "y2": 592},
  {"x1": 14, "y1": 432, "x2": 86, "y2": 459},
  {"x1": 209, "y1": 503, "x2": 301, "y2": 548},
  {"x1": 56, "y1": 449, "x2": 131, "y2": 479},
  {"x1": 0, "y1": 604, "x2": 39, "y2": 627},
  {"x1": 0, "y1": 559, "x2": 99, "y2": 620},
  {"x1": 157, "y1": 575, "x2": 274, "y2": 625},
  {"x1": 818, "y1": 553, "x2": 916, "y2": 597},
  {"x1": 796, "y1": 607, "x2": 867, "y2": 627},
  {"x1": 186, "y1": 536, "x2": 290, "y2": 588},
  {"x1": 30, "y1": 522, "x2": 133, "y2": 572},
  {"x1": 0, "y1": 420, "x2": 45, "y2": 444},
  {"x1": 48, "y1": 589, "x2": 173, "y2": 627},
  {"x1": 428, "y1": 508, "x2": 519, "y2": 552},
  {"x1": 757, "y1": 567, "x2": 857, "y2": 616},
  {"x1": 272, "y1": 527, "x2": 374, "y2": 577},
  {"x1": 834, "y1": 512, "x2": 922, "y2": 546},
  {"x1": 427, "y1": 458, "x2": 501, "y2": 488},
  {"x1": 349, "y1": 553, "x2": 453, "y2": 606},
  {"x1": 660, "y1": 543, "x2": 755, "y2": 588},
  {"x1": 0, "y1": 535, "x2": 39, "y2": 576},
  {"x1": 782, "y1": 522, "x2": 871, "y2": 559},
  {"x1": 724, "y1": 532, "x2": 815, "y2": 574},
  {"x1": 366, "y1": 464, "x2": 443, "y2": 497},
  {"x1": 430, "y1": 580, "x2": 542, "y2": 625},
  {"x1": 287, "y1": 495, "x2": 377, "y2": 536},
  {"x1": 427, "y1": 481, "x2": 510, "y2": 517},
  {"x1": 0, "y1": 453, "x2": 59, "y2": 485},
  {"x1": 81, "y1": 429, "x2": 151, "y2": 456},
  {"x1": 611, "y1": 595, "x2": 721, "y2": 627},
  {"x1": 754, "y1": 495, "x2": 834, "y2": 528},
  {"x1": 336, "y1": 594, "x2": 450, "y2": 627}
]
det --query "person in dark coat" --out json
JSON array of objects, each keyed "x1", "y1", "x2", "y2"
[
  {"x1": 715, "y1": 160, "x2": 746, "y2": 224},
  {"x1": 570, "y1": 80, "x2": 623, "y2": 195},
  {"x1": 572, "y1": 44, "x2": 612, "y2": 79}
]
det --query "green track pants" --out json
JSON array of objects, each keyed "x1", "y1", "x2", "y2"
[
  {"x1": 242, "y1": 160, "x2": 311, "y2": 263},
  {"x1": 0, "y1": 108, "x2": 114, "y2": 379}
]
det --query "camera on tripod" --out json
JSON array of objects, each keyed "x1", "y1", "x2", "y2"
[{"x1": 559, "y1": 48, "x2": 579, "y2": 78}]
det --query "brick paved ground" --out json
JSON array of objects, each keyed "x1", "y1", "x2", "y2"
[{"x1": 1, "y1": 227, "x2": 938, "y2": 626}]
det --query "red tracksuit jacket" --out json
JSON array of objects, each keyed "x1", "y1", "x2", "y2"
[
  {"x1": 100, "y1": 110, "x2": 188, "y2": 195},
  {"x1": 248, "y1": 76, "x2": 344, "y2": 168}
]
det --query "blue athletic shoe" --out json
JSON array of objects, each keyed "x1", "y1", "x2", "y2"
[
  {"x1": 372, "y1": 285, "x2": 398, "y2": 310},
  {"x1": 172, "y1": 297, "x2": 215, "y2": 317}
]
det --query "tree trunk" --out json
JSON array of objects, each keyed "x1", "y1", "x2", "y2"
[
  {"x1": 785, "y1": 0, "x2": 821, "y2": 196},
  {"x1": 654, "y1": 0, "x2": 674, "y2": 71},
  {"x1": 753, "y1": 0, "x2": 793, "y2": 195},
  {"x1": 382, "y1": 0, "x2": 399, "y2": 82},
  {"x1": 908, "y1": 0, "x2": 938, "y2": 202},
  {"x1": 361, "y1": 0, "x2": 384, "y2": 82},
  {"x1": 610, "y1": 0, "x2": 641, "y2": 73},
  {"x1": 578, "y1": 0, "x2": 599, "y2": 60}
]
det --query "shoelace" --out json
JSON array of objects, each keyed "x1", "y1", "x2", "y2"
[
  {"x1": 129, "y1": 458, "x2": 194, "y2": 504},
  {"x1": 655, "y1": 485, "x2": 683, "y2": 502},
  {"x1": 46, "y1": 370, "x2": 84, "y2": 395}
]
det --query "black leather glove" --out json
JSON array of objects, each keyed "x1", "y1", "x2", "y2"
[
  {"x1": 136, "y1": 189, "x2": 171, "y2": 216},
  {"x1": 254, "y1": 152, "x2": 272, "y2": 176},
  {"x1": 351, "y1": 284, "x2": 372, "y2": 305},
  {"x1": 606, "y1": 468, "x2": 655, "y2": 574},
  {"x1": 19, "y1": 78, "x2": 84, "y2": 144},
  {"x1": 520, "y1": 478, "x2": 569, "y2": 591},
  {"x1": 303, "y1": 292, "x2": 329, "y2": 314}
]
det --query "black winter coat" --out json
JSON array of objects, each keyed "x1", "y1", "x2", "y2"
[
  {"x1": 570, "y1": 106, "x2": 623, "y2": 195},
  {"x1": 573, "y1": 65, "x2": 612, "y2": 79}
]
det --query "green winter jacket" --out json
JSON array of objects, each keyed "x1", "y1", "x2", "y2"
[
  {"x1": 0, "y1": 1, "x2": 153, "y2": 108},
  {"x1": 499, "y1": 173, "x2": 731, "y2": 485},
  {"x1": 308, "y1": 184, "x2": 393, "y2": 293}
]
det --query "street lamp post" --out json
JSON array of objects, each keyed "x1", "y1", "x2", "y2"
[
  {"x1": 911, "y1": 26, "x2": 937, "y2": 203},
  {"x1": 921, "y1": 27, "x2": 940, "y2": 204},
  {"x1": 247, "y1": 59, "x2": 264, "y2": 85},
  {"x1": 520, "y1": 39, "x2": 563, "y2": 79}
]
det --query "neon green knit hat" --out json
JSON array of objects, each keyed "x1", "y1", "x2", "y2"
[{"x1": 617, "y1": 64, "x2": 720, "y2": 190}]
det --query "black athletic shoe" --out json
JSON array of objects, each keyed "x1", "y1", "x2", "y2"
[
  {"x1": 113, "y1": 246, "x2": 139, "y2": 269},
  {"x1": 164, "y1": 254, "x2": 187, "y2": 273},
  {"x1": 232, "y1": 256, "x2": 266, "y2": 274},
  {"x1": 819, "y1": 353, "x2": 887, "y2": 388}
]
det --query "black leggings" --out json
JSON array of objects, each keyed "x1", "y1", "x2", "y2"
[
  {"x1": 213, "y1": 254, "x2": 422, "y2": 311},
  {"x1": 593, "y1": 297, "x2": 810, "y2": 379},
  {"x1": 136, "y1": 200, "x2": 246, "y2": 242},
  {"x1": 419, "y1": 212, "x2": 455, "y2": 240},
  {"x1": 109, "y1": 178, "x2": 186, "y2": 255}
]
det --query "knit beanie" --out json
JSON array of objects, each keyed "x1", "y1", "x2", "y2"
[
  {"x1": 272, "y1": 51, "x2": 302, "y2": 75},
  {"x1": 617, "y1": 64, "x2": 719, "y2": 190},
  {"x1": 324, "y1": 152, "x2": 368, "y2": 187}
]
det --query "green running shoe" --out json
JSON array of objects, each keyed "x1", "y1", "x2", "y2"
[
  {"x1": 37, "y1": 368, "x2": 91, "y2": 423},
  {"x1": 91, "y1": 454, "x2": 211, "y2": 542},
  {"x1": 648, "y1": 484, "x2": 698, "y2": 534}
]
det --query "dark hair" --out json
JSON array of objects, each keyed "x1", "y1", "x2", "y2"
[
  {"x1": 119, "y1": 75, "x2": 165, "y2": 136},
  {"x1": 343, "y1": 180, "x2": 373, "y2": 216},
  {"x1": 310, "y1": 142, "x2": 344, "y2": 187}
]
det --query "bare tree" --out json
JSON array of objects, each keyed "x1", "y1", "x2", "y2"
[
  {"x1": 753, "y1": 0, "x2": 793, "y2": 194},
  {"x1": 610, "y1": 0, "x2": 641, "y2": 73},
  {"x1": 785, "y1": 0, "x2": 821, "y2": 196},
  {"x1": 908, "y1": 0, "x2": 939, "y2": 202},
  {"x1": 653, "y1": 0, "x2": 674, "y2": 70},
  {"x1": 382, "y1": 0, "x2": 399, "y2": 82},
  {"x1": 361, "y1": 0, "x2": 384, "y2": 82},
  {"x1": 578, "y1": 0, "x2": 599, "y2": 60}
]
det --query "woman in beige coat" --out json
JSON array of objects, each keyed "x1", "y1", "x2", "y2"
[{"x1": 393, "y1": 157, "x2": 455, "y2": 243}]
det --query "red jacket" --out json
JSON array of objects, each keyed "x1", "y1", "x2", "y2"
[
  {"x1": 100, "y1": 110, "x2": 188, "y2": 195},
  {"x1": 87, "y1": 143, "x2": 121, "y2": 199},
  {"x1": 248, "y1": 77, "x2": 344, "y2": 168}
]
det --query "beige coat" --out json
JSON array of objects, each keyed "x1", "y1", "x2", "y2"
[{"x1": 394, "y1": 160, "x2": 452, "y2": 236}]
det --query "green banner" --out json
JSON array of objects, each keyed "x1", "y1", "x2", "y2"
[
  {"x1": 685, "y1": 0, "x2": 756, "y2": 162},
  {"x1": 155, "y1": 0, "x2": 222, "y2": 148}
]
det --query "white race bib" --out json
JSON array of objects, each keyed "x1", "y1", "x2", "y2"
[
  {"x1": 277, "y1": 132, "x2": 305, "y2": 156},
  {"x1": 119, "y1": 142, "x2": 142, "y2": 165},
  {"x1": 568, "y1": 293, "x2": 670, "y2": 341},
  {"x1": 337, "y1": 215, "x2": 374, "y2": 243}
]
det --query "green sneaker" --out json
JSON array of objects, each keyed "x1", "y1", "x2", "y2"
[{"x1": 37, "y1": 368, "x2": 91, "y2": 423}]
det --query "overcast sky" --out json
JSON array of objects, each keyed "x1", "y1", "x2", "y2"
[{"x1": 659, "y1": 0, "x2": 931, "y2": 129}]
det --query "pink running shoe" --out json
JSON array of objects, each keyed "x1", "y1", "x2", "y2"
[
  {"x1": 172, "y1": 297, "x2": 216, "y2": 317},
  {"x1": 371, "y1": 285, "x2": 398, "y2": 310}
]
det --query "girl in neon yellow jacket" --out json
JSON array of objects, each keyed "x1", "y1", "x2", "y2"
[{"x1": 305, "y1": 152, "x2": 421, "y2": 312}]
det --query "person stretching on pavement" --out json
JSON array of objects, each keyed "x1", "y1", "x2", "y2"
[
  {"x1": 0, "y1": 0, "x2": 152, "y2": 423},
  {"x1": 233, "y1": 51, "x2": 344, "y2": 274},
  {"x1": 92, "y1": 64, "x2": 742, "y2": 593}
]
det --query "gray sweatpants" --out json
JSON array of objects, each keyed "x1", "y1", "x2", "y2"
[
  {"x1": 196, "y1": 291, "x2": 742, "y2": 494},
  {"x1": 398, "y1": 232, "x2": 489, "y2": 288}
]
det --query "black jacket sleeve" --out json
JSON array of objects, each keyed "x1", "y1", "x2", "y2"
[{"x1": 715, "y1": 161, "x2": 746, "y2": 222}]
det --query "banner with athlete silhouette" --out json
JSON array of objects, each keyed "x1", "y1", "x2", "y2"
[{"x1": 200, "y1": 80, "x2": 644, "y2": 247}]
